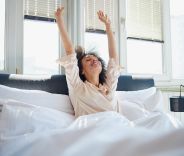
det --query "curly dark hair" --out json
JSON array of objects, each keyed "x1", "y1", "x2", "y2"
[{"x1": 75, "y1": 46, "x2": 107, "y2": 85}]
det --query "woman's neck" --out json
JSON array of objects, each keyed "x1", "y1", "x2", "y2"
[{"x1": 86, "y1": 75, "x2": 100, "y2": 87}]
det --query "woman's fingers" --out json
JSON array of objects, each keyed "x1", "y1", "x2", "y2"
[
  {"x1": 97, "y1": 10, "x2": 111, "y2": 26},
  {"x1": 98, "y1": 10, "x2": 104, "y2": 18},
  {"x1": 55, "y1": 6, "x2": 64, "y2": 17}
]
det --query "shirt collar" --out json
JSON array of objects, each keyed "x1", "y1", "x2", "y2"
[{"x1": 85, "y1": 80, "x2": 108, "y2": 94}]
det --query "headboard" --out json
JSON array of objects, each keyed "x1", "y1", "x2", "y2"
[{"x1": 0, "y1": 74, "x2": 154, "y2": 95}]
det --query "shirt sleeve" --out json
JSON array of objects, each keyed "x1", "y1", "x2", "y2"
[
  {"x1": 105, "y1": 58, "x2": 123, "y2": 93},
  {"x1": 56, "y1": 53, "x2": 83, "y2": 91}
]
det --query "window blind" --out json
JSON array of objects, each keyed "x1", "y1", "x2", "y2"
[
  {"x1": 85, "y1": 0, "x2": 115, "y2": 32},
  {"x1": 126, "y1": 0, "x2": 163, "y2": 42},
  {"x1": 24, "y1": 0, "x2": 61, "y2": 21}
]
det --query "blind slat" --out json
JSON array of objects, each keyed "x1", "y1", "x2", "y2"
[
  {"x1": 126, "y1": 0, "x2": 163, "y2": 41},
  {"x1": 85, "y1": 0, "x2": 115, "y2": 31},
  {"x1": 24, "y1": 0, "x2": 61, "y2": 19}
]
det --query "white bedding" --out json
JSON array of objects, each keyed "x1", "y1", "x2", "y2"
[{"x1": 0, "y1": 99, "x2": 184, "y2": 156}]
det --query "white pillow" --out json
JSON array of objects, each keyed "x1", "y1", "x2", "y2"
[
  {"x1": 0, "y1": 100, "x2": 75, "y2": 136},
  {"x1": 0, "y1": 84, "x2": 74, "y2": 115},
  {"x1": 142, "y1": 89, "x2": 164, "y2": 112},
  {"x1": 116, "y1": 87, "x2": 156, "y2": 104},
  {"x1": 116, "y1": 87, "x2": 164, "y2": 121}
]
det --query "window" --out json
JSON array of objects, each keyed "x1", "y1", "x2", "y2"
[
  {"x1": 23, "y1": 0, "x2": 61, "y2": 74},
  {"x1": 24, "y1": 20, "x2": 59, "y2": 74},
  {"x1": 0, "y1": 0, "x2": 5, "y2": 71},
  {"x1": 170, "y1": 0, "x2": 184, "y2": 79},
  {"x1": 126, "y1": 0, "x2": 163, "y2": 75},
  {"x1": 85, "y1": 0, "x2": 116, "y2": 64},
  {"x1": 127, "y1": 39, "x2": 162, "y2": 74}
]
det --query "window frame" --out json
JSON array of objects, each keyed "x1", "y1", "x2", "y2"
[
  {"x1": 22, "y1": 0, "x2": 68, "y2": 75},
  {"x1": 1, "y1": 0, "x2": 24, "y2": 74},
  {"x1": 118, "y1": 0, "x2": 175, "y2": 84},
  {"x1": 156, "y1": 0, "x2": 184, "y2": 87},
  {"x1": 0, "y1": 0, "x2": 6, "y2": 72},
  {"x1": 2, "y1": 0, "x2": 69, "y2": 75}
]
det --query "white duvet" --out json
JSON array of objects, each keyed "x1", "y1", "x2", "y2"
[{"x1": 0, "y1": 99, "x2": 184, "y2": 156}]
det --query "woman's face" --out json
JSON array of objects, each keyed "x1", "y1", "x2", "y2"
[{"x1": 81, "y1": 54, "x2": 102, "y2": 77}]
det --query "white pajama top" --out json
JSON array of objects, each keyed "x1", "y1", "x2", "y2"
[{"x1": 57, "y1": 53, "x2": 122, "y2": 117}]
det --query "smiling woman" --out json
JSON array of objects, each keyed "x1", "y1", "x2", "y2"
[
  {"x1": 0, "y1": 0, "x2": 5, "y2": 71},
  {"x1": 55, "y1": 7, "x2": 122, "y2": 117}
]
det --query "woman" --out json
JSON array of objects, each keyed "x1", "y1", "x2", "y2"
[{"x1": 55, "y1": 7, "x2": 122, "y2": 117}]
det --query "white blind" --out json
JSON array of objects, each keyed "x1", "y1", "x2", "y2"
[
  {"x1": 85, "y1": 0, "x2": 115, "y2": 31},
  {"x1": 126, "y1": 0, "x2": 163, "y2": 41},
  {"x1": 24, "y1": 0, "x2": 61, "y2": 19}
]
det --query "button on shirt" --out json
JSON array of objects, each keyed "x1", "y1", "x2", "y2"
[{"x1": 57, "y1": 53, "x2": 122, "y2": 117}]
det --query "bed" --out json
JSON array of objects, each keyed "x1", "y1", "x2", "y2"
[{"x1": 0, "y1": 74, "x2": 184, "y2": 156}]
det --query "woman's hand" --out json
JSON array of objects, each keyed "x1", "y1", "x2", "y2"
[
  {"x1": 97, "y1": 10, "x2": 111, "y2": 27},
  {"x1": 55, "y1": 7, "x2": 64, "y2": 22}
]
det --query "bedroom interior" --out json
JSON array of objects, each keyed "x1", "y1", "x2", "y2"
[{"x1": 1, "y1": 0, "x2": 184, "y2": 156}]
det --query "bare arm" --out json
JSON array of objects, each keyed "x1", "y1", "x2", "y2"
[
  {"x1": 97, "y1": 11, "x2": 118, "y2": 62},
  {"x1": 55, "y1": 7, "x2": 74, "y2": 55}
]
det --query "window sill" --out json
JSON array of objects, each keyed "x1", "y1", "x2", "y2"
[{"x1": 155, "y1": 79, "x2": 184, "y2": 92}]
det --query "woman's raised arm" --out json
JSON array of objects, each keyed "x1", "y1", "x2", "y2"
[
  {"x1": 55, "y1": 7, "x2": 74, "y2": 55},
  {"x1": 97, "y1": 10, "x2": 118, "y2": 63}
]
